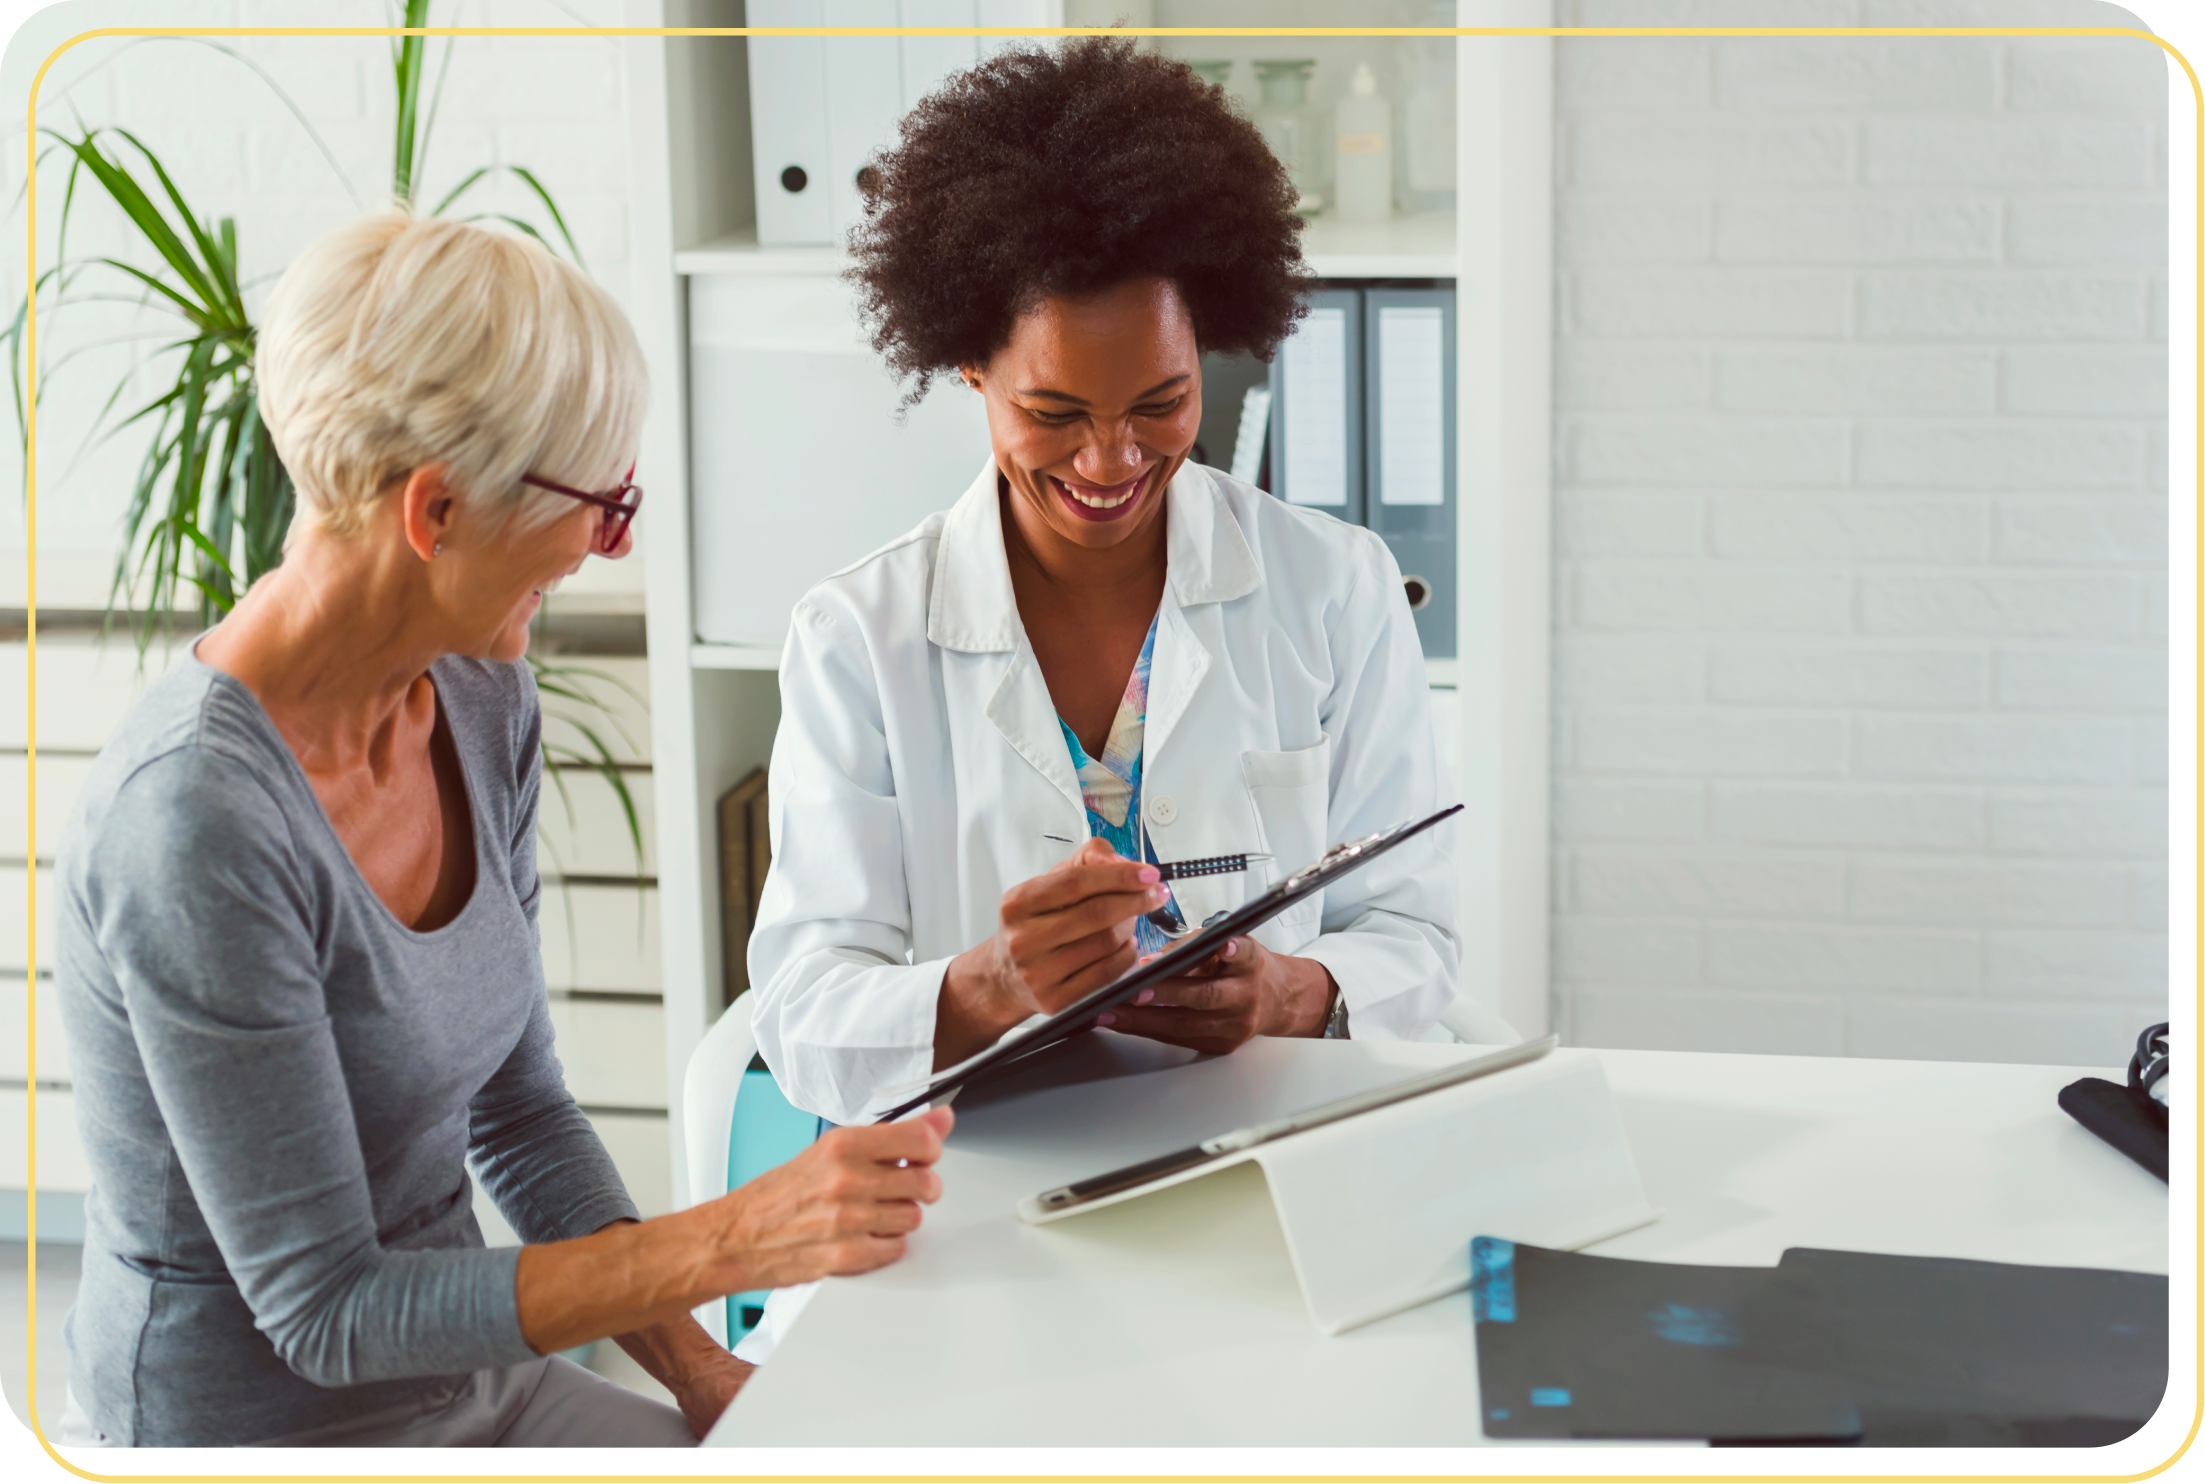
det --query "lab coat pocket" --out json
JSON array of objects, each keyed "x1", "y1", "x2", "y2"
[{"x1": 1242, "y1": 737, "x2": 1332, "y2": 946}]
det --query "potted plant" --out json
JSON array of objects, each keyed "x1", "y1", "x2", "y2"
[{"x1": 9, "y1": 3, "x2": 647, "y2": 880}]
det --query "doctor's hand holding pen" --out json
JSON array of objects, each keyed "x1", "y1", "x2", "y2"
[
  {"x1": 930, "y1": 837, "x2": 1339, "y2": 1071},
  {"x1": 933, "y1": 836, "x2": 1161, "y2": 1069}
]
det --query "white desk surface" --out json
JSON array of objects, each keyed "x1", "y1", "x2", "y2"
[{"x1": 707, "y1": 1034, "x2": 2167, "y2": 1448}]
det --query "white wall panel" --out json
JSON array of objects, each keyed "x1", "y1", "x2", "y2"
[
  {"x1": 1549, "y1": 7, "x2": 2168, "y2": 1068},
  {"x1": 0, "y1": 868, "x2": 55, "y2": 978},
  {"x1": 538, "y1": 884, "x2": 664, "y2": 993},
  {"x1": 551, "y1": 996, "x2": 669, "y2": 1109},
  {"x1": 586, "y1": 1110, "x2": 674, "y2": 1217},
  {"x1": 0, "y1": 1089, "x2": 91, "y2": 1193},
  {"x1": 0, "y1": 641, "x2": 176, "y2": 752},
  {"x1": 538, "y1": 769, "x2": 659, "y2": 878},
  {"x1": 0, "y1": 978, "x2": 69, "y2": 1085},
  {"x1": 0, "y1": 755, "x2": 96, "y2": 864}
]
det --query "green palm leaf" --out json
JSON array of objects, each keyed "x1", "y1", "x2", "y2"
[{"x1": 13, "y1": 15, "x2": 646, "y2": 875}]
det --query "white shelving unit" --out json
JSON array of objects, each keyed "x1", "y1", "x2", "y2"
[
  {"x1": 624, "y1": 1, "x2": 1552, "y2": 1202},
  {"x1": 673, "y1": 210, "x2": 1461, "y2": 282}
]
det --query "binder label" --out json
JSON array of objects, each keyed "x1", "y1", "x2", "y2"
[
  {"x1": 1377, "y1": 305, "x2": 1447, "y2": 506},
  {"x1": 1280, "y1": 306, "x2": 1350, "y2": 507}
]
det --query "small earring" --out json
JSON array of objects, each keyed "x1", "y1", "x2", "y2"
[{"x1": 431, "y1": 542, "x2": 442, "y2": 557}]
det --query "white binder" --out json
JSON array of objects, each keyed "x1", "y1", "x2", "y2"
[
  {"x1": 748, "y1": 0, "x2": 835, "y2": 245},
  {"x1": 823, "y1": 5, "x2": 904, "y2": 240},
  {"x1": 748, "y1": 1, "x2": 1062, "y2": 246},
  {"x1": 1020, "y1": 1046, "x2": 1658, "y2": 1336},
  {"x1": 899, "y1": 0, "x2": 979, "y2": 110},
  {"x1": 977, "y1": 0, "x2": 1058, "y2": 57}
]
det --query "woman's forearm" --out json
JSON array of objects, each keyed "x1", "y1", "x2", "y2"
[{"x1": 515, "y1": 1208, "x2": 741, "y2": 1356}]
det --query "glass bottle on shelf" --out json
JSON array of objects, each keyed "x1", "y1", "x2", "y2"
[
  {"x1": 1333, "y1": 61, "x2": 1392, "y2": 223},
  {"x1": 1185, "y1": 59, "x2": 1233, "y2": 91},
  {"x1": 1398, "y1": 5, "x2": 1457, "y2": 215},
  {"x1": 1252, "y1": 59, "x2": 1323, "y2": 216}
]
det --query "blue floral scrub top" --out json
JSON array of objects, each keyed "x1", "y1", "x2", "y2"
[{"x1": 1057, "y1": 616, "x2": 1177, "y2": 955}]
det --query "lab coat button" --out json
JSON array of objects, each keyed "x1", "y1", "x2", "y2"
[{"x1": 1147, "y1": 795, "x2": 1178, "y2": 826}]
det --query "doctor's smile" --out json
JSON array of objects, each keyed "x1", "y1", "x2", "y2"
[{"x1": 1050, "y1": 469, "x2": 1149, "y2": 519}]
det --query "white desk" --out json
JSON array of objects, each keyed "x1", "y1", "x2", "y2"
[{"x1": 707, "y1": 1034, "x2": 2167, "y2": 1448}]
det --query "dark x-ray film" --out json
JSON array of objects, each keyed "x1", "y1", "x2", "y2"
[
  {"x1": 1470, "y1": 1238, "x2": 2165, "y2": 1446},
  {"x1": 1470, "y1": 1238, "x2": 1860, "y2": 1443},
  {"x1": 1749, "y1": 1247, "x2": 2167, "y2": 1447}
]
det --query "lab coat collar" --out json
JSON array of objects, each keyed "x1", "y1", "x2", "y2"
[
  {"x1": 924, "y1": 460, "x2": 1263, "y2": 655},
  {"x1": 1162, "y1": 461, "x2": 1262, "y2": 610},
  {"x1": 1143, "y1": 594, "x2": 1212, "y2": 771},
  {"x1": 926, "y1": 461, "x2": 1023, "y2": 653}
]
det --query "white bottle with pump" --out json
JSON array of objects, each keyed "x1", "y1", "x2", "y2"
[{"x1": 1333, "y1": 61, "x2": 1392, "y2": 223}]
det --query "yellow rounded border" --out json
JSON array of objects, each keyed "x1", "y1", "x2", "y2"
[{"x1": 17, "y1": 14, "x2": 2187, "y2": 1481}]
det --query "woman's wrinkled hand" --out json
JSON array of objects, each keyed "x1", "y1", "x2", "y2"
[
  {"x1": 709, "y1": 1107, "x2": 953, "y2": 1291},
  {"x1": 1094, "y1": 935, "x2": 1334, "y2": 1055}
]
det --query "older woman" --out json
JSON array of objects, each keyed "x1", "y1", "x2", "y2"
[
  {"x1": 749, "y1": 39, "x2": 1480, "y2": 1132},
  {"x1": 53, "y1": 214, "x2": 951, "y2": 1449}
]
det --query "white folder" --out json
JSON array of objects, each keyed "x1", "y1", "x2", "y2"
[
  {"x1": 823, "y1": 4, "x2": 903, "y2": 239},
  {"x1": 749, "y1": 0, "x2": 1065, "y2": 246},
  {"x1": 899, "y1": 0, "x2": 980, "y2": 108},
  {"x1": 749, "y1": 0, "x2": 835, "y2": 245}
]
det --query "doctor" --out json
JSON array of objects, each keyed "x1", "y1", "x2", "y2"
[{"x1": 748, "y1": 36, "x2": 1462, "y2": 1129}]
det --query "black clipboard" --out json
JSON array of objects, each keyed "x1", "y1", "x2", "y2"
[{"x1": 871, "y1": 803, "x2": 1463, "y2": 1122}]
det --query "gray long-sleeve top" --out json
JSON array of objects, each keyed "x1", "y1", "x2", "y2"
[{"x1": 54, "y1": 652, "x2": 638, "y2": 1446}]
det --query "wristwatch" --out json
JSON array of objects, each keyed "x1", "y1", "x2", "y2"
[{"x1": 1322, "y1": 981, "x2": 1351, "y2": 1040}]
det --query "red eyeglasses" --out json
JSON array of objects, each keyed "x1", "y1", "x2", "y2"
[{"x1": 520, "y1": 467, "x2": 643, "y2": 554}]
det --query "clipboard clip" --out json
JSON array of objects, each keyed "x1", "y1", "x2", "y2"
[{"x1": 1282, "y1": 823, "x2": 1411, "y2": 894}]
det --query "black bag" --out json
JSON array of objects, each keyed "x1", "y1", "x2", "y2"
[{"x1": 2059, "y1": 1022, "x2": 2169, "y2": 1182}]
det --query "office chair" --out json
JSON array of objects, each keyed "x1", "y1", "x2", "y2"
[{"x1": 681, "y1": 997, "x2": 825, "y2": 1347}]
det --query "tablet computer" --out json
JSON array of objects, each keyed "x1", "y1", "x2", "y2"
[
  {"x1": 1020, "y1": 1034, "x2": 1560, "y2": 1221},
  {"x1": 870, "y1": 802, "x2": 1464, "y2": 1122}
]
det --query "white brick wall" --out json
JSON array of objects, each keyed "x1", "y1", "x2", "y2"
[
  {"x1": 1551, "y1": 1, "x2": 2166, "y2": 1068},
  {"x1": 0, "y1": 0, "x2": 646, "y2": 609}
]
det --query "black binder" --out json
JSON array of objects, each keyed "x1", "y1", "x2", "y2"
[
  {"x1": 1363, "y1": 287, "x2": 1457, "y2": 659},
  {"x1": 1265, "y1": 287, "x2": 1364, "y2": 521},
  {"x1": 1264, "y1": 285, "x2": 1459, "y2": 658}
]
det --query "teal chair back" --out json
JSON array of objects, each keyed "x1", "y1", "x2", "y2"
[{"x1": 726, "y1": 1055, "x2": 828, "y2": 1339}]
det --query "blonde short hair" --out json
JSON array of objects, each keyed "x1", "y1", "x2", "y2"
[{"x1": 257, "y1": 213, "x2": 647, "y2": 539}]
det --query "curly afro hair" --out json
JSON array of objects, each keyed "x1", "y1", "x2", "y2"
[{"x1": 847, "y1": 36, "x2": 1312, "y2": 403}]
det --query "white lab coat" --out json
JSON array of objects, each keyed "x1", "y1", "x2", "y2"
[{"x1": 746, "y1": 460, "x2": 1461, "y2": 1126}]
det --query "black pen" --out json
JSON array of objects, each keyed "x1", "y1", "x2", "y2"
[{"x1": 1041, "y1": 833, "x2": 1271, "y2": 882}]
